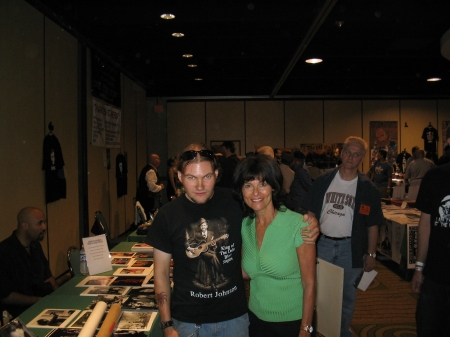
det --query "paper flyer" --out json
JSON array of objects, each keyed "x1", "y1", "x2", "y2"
[{"x1": 82, "y1": 234, "x2": 112, "y2": 275}]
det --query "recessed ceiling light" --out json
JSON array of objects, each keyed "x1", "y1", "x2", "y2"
[
  {"x1": 194, "y1": 78, "x2": 203, "y2": 81},
  {"x1": 426, "y1": 77, "x2": 441, "y2": 82},
  {"x1": 335, "y1": 21, "x2": 344, "y2": 27},
  {"x1": 172, "y1": 32, "x2": 184, "y2": 37},
  {"x1": 188, "y1": 64, "x2": 197, "y2": 67},
  {"x1": 160, "y1": 13, "x2": 175, "y2": 19},
  {"x1": 183, "y1": 54, "x2": 193, "y2": 58},
  {"x1": 305, "y1": 58, "x2": 323, "y2": 64}
]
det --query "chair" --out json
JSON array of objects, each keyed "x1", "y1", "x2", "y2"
[
  {"x1": 91, "y1": 210, "x2": 127, "y2": 249},
  {"x1": 67, "y1": 246, "x2": 81, "y2": 277}
]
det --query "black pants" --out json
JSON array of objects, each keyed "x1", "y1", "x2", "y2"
[{"x1": 248, "y1": 310, "x2": 302, "y2": 337}]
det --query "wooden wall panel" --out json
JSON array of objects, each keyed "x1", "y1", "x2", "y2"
[
  {"x1": 285, "y1": 101, "x2": 323, "y2": 147},
  {"x1": 0, "y1": 0, "x2": 46, "y2": 240},
  {"x1": 44, "y1": 18, "x2": 79, "y2": 276},
  {"x1": 245, "y1": 101, "x2": 284, "y2": 154},
  {"x1": 206, "y1": 101, "x2": 245, "y2": 154},
  {"x1": 167, "y1": 102, "x2": 206, "y2": 156}
]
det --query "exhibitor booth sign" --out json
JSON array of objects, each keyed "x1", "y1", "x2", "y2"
[{"x1": 92, "y1": 99, "x2": 121, "y2": 148}]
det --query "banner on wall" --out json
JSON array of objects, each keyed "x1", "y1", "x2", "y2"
[
  {"x1": 92, "y1": 98, "x2": 121, "y2": 148},
  {"x1": 443, "y1": 121, "x2": 450, "y2": 149}
]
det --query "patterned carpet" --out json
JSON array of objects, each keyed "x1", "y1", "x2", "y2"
[
  {"x1": 245, "y1": 258, "x2": 417, "y2": 337},
  {"x1": 350, "y1": 258, "x2": 417, "y2": 337}
]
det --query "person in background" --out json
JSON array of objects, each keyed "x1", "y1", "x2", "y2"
[
  {"x1": 136, "y1": 153, "x2": 165, "y2": 218},
  {"x1": 405, "y1": 150, "x2": 435, "y2": 187},
  {"x1": 279, "y1": 150, "x2": 295, "y2": 194},
  {"x1": 166, "y1": 156, "x2": 179, "y2": 201},
  {"x1": 369, "y1": 149, "x2": 392, "y2": 198},
  {"x1": 438, "y1": 144, "x2": 450, "y2": 166},
  {"x1": 219, "y1": 141, "x2": 240, "y2": 188},
  {"x1": 145, "y1": 142, "x2": 319, "y2": 337},
  {"x1": 233, "y1": 154, "x2": 316, "y2": 337},
  {"x1": 257, "y1": 146, "x2": 275, "y2": 159},
  {"x1": 273, "y1": 148, "x2": 282, "y2": 164},
  {"x1": 0, "y1": 207, "x2": 58, "y2": 317},
  {"x1": 302, "y1": 136, "x2": 383, "y2": 337},
  {"x1": 286, "y1": 151, "x2": 313, "y2": 214},
  {"x1": 405, "y1": 146, "x2": 420, "y2": 170},
  {"x1": 211, "y1": 144, "x2": 227, "y2": 187},
  {"x1": 411, "y1": 162, "x2": 450, "y2": 336}
]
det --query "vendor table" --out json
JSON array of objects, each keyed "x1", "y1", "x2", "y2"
[
  {"x1": 127, "y1": 230, "x2": 147, "y2": 242},
  {"x1": 19, "y1": 242, "x2": 162, "y2": 337},
  {"x1": 378, "y1": 205, "x2": 420, "y2": 276}
]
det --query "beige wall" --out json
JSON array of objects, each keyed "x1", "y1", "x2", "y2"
[
  {"x1": 0, "y1": 0, "x2": 147, "y2": 278},
  {"x1": 167, "y1": 99, "x2": 450, "y2": 174}
]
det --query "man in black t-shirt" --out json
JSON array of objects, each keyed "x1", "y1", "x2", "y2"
[
  {"x1": 146, "y1": 142, "x2": 319, "y2": 337},
  {"x1": 412, "y1": 163, "x2": 450, "y2": 336},
  {"x1": 0, "y1": 207, "x2": 58, "y2": 317}
]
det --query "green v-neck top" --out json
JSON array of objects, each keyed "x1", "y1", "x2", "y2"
[{"x1": 241, "y1": 208, "x2": 308, "y2": 322}]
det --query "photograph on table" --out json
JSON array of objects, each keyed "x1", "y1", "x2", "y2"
[
  {"x1": 80, "y1": 286, "x2": 130, "y2": 296},
  {"x1": 130, "y1": 260, "x2": 153, "y2": 268},
  {"x1": 85, "y1": 295, "x2": 128, "y2": 310},
  {"x1": 76, "y1": 276, "x2": 116, "y2": 287},
  {"x1": 109, "y1": 276, "x2": 147, "y2": 287},
  {"x1": 109, "y1": 252, "x2": 136, "y2": 258},
  {"x1": 133, "y1": 252, "x2": 152, "y2": 259},
  {"x1": 45, "y1": 328, "x2": 91, "y2": 337},
  {"x1": 0, "y1": 318, "x2": 35, "y2": 337},
  {"x1": 111, "y1": 257, "x2": 135, "y2": 266},
  {"x1": 116, "y1": 311, "x2": 157, "y2": 331},
  {"x1": 130, "y1": 242, "x2": 153, "y2": 252},
  {"x1": 113, "y1": 268, "x2": 152, "y2": 277},
  {"x1": 69, "y1": 311, "x2": 107, "y2": 329},
  {"x1": 112, "y1": 331, "x2": 148, "y2": 337},
  {"x1": 122, "y1": 287, "x2": 157, "y2": 310},
  {"x1": 27, "y1": 309, "x2": 80, "y2": 328}
]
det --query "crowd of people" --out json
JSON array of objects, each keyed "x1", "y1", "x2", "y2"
[{"x1": 2, "y1": 133, "x2": 448, "y2": 336}]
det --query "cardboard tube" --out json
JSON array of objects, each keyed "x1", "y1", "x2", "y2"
[
  {"x1": 97, "y1": 303, "x2": 122, "y2": 337},
  {"x1": 78, "y1": 301, "x2": 108, "y2": 337}
]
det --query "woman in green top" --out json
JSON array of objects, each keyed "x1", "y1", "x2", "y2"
[{"x1": 233, "y1": 154, "x2": 316, "y2": 337}]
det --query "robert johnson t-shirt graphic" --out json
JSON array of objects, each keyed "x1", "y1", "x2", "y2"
[
  {"x1": 436, "y1": 195, "x2": 450, "y2": 228},
  {"x1": 184, "y1": 217, "x2": 237, "y2": 298}
]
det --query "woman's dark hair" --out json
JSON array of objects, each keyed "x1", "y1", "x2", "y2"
[{"x1": 232, "y1": 153, "x2": 286, "y2": 217}]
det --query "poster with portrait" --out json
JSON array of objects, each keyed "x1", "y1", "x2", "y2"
[
  {"x1": 443, "y1": 121, "x2": 450, "y2": 149},
  {"x1": 369, "y1": 121, "x2": 398, "y2": 167}
]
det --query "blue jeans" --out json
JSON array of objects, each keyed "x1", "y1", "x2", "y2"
[
  {"x1": 416, "y1": 277, "x2": 450, "y2": 336},
  {"x1": 317, "y1": 236, "x2": 362, "y2": 337},
  {"x1": 173, "y1": 313, "x2": 249, "y2": 337}
]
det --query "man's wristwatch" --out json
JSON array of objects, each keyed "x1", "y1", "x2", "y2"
[
  {"x1": 367, "y1": 252, "x2": 377, "y2": 258},
  {"x1": 159, "y1": 320, "x2": 174, "y2": 330},
  {"x1": 300, "y1": 325, "x2": 313, "y2": 333}
]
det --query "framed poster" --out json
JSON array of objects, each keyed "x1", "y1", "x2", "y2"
[
  {"x1": 369, "y1": 121, "x2": 398, "y2": 166},
  {"x1": 442, "y1": 121, "x2": 450, "y2": 149}
]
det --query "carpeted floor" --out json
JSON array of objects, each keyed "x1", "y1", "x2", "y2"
[
  {"x1": 245, "y1": 258, "x2": 418, "y2": 337},
  {"x1": 350, "y1": 258, "x2": 417, "y2": 337}
]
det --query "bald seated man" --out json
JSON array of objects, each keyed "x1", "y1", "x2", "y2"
[
  {"x1": 257, "y1": 146, "x2": 275, "y2": 158},
  {"x1": 0, "y1": 207, "x2": 58, "y2": 317}
]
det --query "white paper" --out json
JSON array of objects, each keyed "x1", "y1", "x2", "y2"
[
  {"x1": 82, "y1": 234, "x2": 112, "y2": 275},
  {"x1": 357, "y1": 270, "x2": 378, "y2": 291}
]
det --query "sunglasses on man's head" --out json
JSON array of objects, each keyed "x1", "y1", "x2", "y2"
[{"x1": 180, "y1": 150, "x2": 216, "y2": 161}]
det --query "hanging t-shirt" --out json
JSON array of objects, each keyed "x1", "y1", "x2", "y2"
[
  {"x1": 42, "y1": 134, "x2": 66, "y2": 203},
  {"x1": 396, "y1": 151, "x2": 411, "y2": 173},
  {"x1": 116, "y1": 153, "x2": 127, "y2": 198},
  {"x1": 422, "y1": 126, "x2": 439, "y2": 153}
]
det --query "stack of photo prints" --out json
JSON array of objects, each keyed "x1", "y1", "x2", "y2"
[{"x1": 14, "y1": 249, "x2": 174, "y2": 337}]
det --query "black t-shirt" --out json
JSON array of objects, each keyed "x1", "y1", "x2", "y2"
[
  {"x1": 415, "y1": 163, "x2": 450, "y2": 285},
  {"x1": 145, "y1": 187, "x2": 248, "y2": 323},
  {"x1": 422, "y1": 126, "x2": 439, "y2": 153}
]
